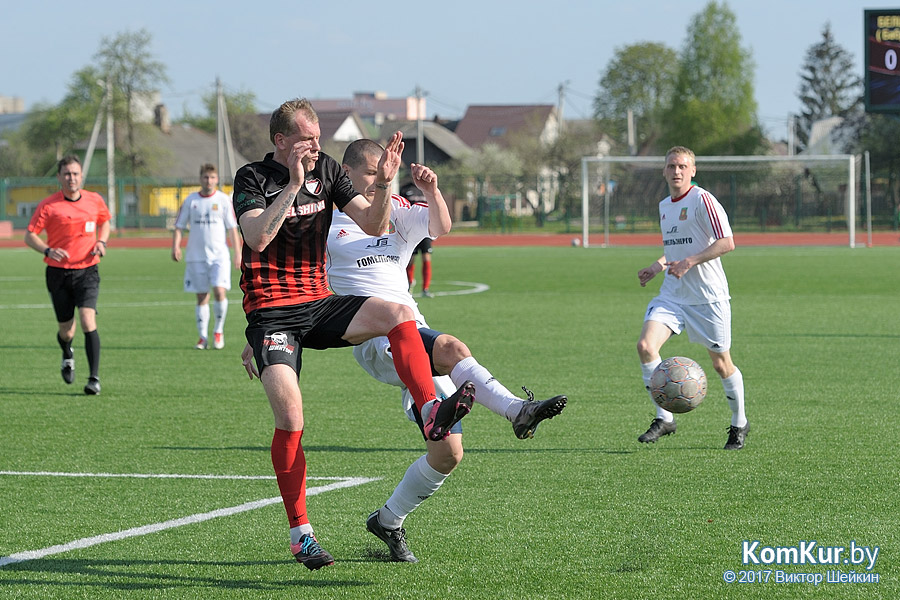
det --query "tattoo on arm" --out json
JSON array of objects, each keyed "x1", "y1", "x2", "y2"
[{"x1": 264, "y1": 192, "x2": 296, "y2": 236}]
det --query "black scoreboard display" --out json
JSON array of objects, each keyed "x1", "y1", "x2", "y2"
[{"x1": 866, "y1": 9, "x2": 900, "y2": 112}]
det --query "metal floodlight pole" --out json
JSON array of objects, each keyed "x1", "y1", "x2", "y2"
[
  {"x1": 105, "y1": 79, "x2": 117, "y2": 231},
  {"x1": 865, "y1": 151, "x2": 872, "y2": 248},
  {"x1": 848, "y1": 155, "x2": 855, "y2": 248},
  {"x1": 415, "y1": 85, "x2": 424, "y2": 165},
  {"x1": 82, "y1": 81, "x2": 109, "y2": 178},
  {"x1": 581, "y1": 157, "x2": 590, "y2": 248}
]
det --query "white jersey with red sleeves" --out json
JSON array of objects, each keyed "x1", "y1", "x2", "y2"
[
  {"x1": 173, "y1": 190, "x2": 237, "y2": 263},
  {"x1": 326, "y1": 194, "x2": 431, "y2": 323},
  {"x1": 658, "y1": 185, "x2": 732, "y2": 305}
]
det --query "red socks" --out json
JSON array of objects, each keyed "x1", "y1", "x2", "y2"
[
  {"x1": 387, "y1": 321, "x2": 437, "y2": 411},
  {"x1": 271, "y1": 428, "x2": 308, "y2": 527},
  {"x1": 422, "y1": 260, "x2": 432, "y2": 290},
  {"x1": 406, "y1": 263, "x2": 415, "y2": 285}
]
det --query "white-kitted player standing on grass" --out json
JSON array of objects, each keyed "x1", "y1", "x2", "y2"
[
  {"x1": 636, "y1": 146, "x2": 749, "y2": 450},
  {"x1": 172, "y1": 163, "x2": 242, "y2": 350}
]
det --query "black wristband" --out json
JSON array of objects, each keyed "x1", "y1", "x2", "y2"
[{"x1": 44, "y1": 247, "x2": 51, "y2": 257}]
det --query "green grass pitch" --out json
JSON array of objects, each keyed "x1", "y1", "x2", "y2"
[{"x1": 0, "y1": 244, "x2": 897, "y2": 599}]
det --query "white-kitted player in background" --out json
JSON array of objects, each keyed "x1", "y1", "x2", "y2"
[
  {"x1": 636, "y1": 146, "x2": 748, "y2": 450},
  {"x1": 172, "y1": 163, "x2": 242, "y2": 350}
]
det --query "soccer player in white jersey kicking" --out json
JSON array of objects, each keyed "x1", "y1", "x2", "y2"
[
  {"x1": 172, "y1": 163, "x2": 242, "y2": 350},
  {"x1": 242, "y1": 138, "x2": 566, "y2": 562},
  {"x1": 636, "y1": 146, "x2": 748, "y2": 450}
]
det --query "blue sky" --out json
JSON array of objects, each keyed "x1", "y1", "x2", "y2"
[{"x1": 1, "y1": 1, "x2": 891, "y2": 139}]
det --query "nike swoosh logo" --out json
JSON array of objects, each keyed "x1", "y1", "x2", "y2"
[{"x1": 264, "y1": 189, "x2": 282, "y2": 198}]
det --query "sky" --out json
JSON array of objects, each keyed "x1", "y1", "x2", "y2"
[{"x1": 1, "y1": 0, "x2": 893, "y2": 140}]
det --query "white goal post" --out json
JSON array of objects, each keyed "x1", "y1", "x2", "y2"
[{"x1": 580, "y1": 154, "x2": 867, "y2": 248}]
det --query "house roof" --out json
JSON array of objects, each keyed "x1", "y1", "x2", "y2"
[
  {"x1": 379, "y1": 120, "x2": 471, "y2": 161},
  {"x1": 454, "y1": 105, "x2": 557, "y2": 148},
  {"x1": 255, "y1": 109, "x2": 379, "y2": 142},
  {"x1": 80, "y1": 123, "x2": 251, "y2": 181}
]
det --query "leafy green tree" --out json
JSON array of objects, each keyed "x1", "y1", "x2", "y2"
[
  {"x1": 660, "y1": 1, "x2": 765, "y2": 155},
  {"x1": 181, "y1": 87, "x2": 270, "y2": 160},
  {"x1": 94, "y1": 28, "x2": 169, "y2": 177},
  {"x1": 7, "y1": 66, "x2": 107, "y2": 176},
  {"x1": 594, "y1": 42, "x2": 678, "y2": 153},
  {"x1": 796, "y1": 23, "x2": 862, "y2": 150}
]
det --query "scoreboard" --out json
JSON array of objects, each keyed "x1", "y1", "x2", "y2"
[{"x1": 866, "y1": 9, "x2": 900, "y2": 112}]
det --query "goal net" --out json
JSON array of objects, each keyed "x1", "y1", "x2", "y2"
[{"x1": 579, "y1": 154, "x2": 863, "y2": 247}]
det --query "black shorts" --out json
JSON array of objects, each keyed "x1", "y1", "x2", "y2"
[
  {"x1": 245, "y1": 295, "x2": 369, "y2": 375},
  {"x1": 410, "y1": 238, "x2": 432, "y2": 256},
  {"x1": 46, "y1": 265, "x2": 100, "y2": 323},
  {"x1": 417, "y1": 327, "x2": 442, "y2": 376}
]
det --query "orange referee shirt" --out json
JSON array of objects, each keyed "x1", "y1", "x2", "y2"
[{"x1": 28, "y1": 191, "x2": 111, "y2": 270}]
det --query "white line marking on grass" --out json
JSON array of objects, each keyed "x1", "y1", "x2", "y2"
[
  {"x1": 0, "y1": 470, "x2": 278, "y2": 480},
  {"x1": 432, "y1": 281, "x2": 490, "y2": 297},
  {"x1": 0, "y1": 476, "x2": 379, "y2": 567}
]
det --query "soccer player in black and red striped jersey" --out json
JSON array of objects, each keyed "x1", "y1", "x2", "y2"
[{"x1": 232, "y1": 98, "x2": 474, "y2": 571}]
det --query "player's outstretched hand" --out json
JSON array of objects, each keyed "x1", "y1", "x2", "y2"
[
  {"x1": 376, "y1": 131, "x2": 404, "y2": 186},
  {"x1": 638, "y1": 264, "x2": 660, "y2": 287},
  {"x1": 241, "y1": 343, "x2": 259, "y2": 380},
  {"x1": 411, "y1": 163, "x2": 438, "y2": 197}
]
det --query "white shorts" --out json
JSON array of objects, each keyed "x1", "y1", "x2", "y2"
[
  {"x1": 184, "y1": 260, "x2": 231, "y2": 293},
  {"x1": 353, "y1": 336, "x2": 458, "y2": 423},
  {"x1": 644, "y1": 296, "x2": 731, "y2": 353}
]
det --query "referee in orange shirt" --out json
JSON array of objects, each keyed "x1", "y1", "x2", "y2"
[{"x1": 25, "y1": 155, "x2": 110, "y2": 395}]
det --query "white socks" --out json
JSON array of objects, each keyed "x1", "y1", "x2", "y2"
[
  {"x1": 290, "y1": 523, "x2": 314, "y2": 544},
  {"x1": 381, "y1": 454, "x2": 448, "y2": 529},
  {"x1": 722, "y1": 367, "x2": 747, "y2": 427},
  {"x1": 213, "y1": 299, "x2": 228, "y2": 334},
  {"x1": 450, "y1": 356, "x2": 522, "y2": 421},
  {"x1": 641, "y1": 359, "x2": 673, "y2": 422},
  {"x1": 196, "y1": 304, "x2": 210, "y2": 340}
]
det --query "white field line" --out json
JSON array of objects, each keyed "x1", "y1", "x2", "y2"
[
  {"x1": 0, "y1": 470, "x2": 282, "y2": 480},
  {"x1": 0, "y1": 281, "x2": 488, "y2": 309},
  {"x1": 0, "y1": 473, "x2": 379, "y2": 567},
  {"x1": 431, "y1": 281, "x2": 489, "y2": 297}
]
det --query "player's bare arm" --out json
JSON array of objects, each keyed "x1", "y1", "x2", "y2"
[
  {"x1": 172, "y1": 228, "x2": 184, "y2": 261},
  {"x1": 91, "y1": 221, "x2": 110, "y2": 257},
  {"x1": 241, "y1": 342, "x2": 259, "y2": 380},
  {"x1": 638, "y1": 257, "x2": 666, "y2": 287},
  {"x1": 240, "y1": 140, "x2": 314, "y2": 250},
  {"x1": 25, "y1": 230, "x2": 70, "y2": 261},
  {"x1": 665, "y1": 236, "x2": 735, "y2": 279},
  {"x1": 344, "y1": 131, "x2": 404, "y2": 236},
  {"x1": 411, "y1": 163, "x2": 452, "y2": 238},
  {"x1": 229, "y1": 227, "x2": 242, "y2": 269}
]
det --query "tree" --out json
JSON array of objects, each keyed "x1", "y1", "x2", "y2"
[
  {"x1": 4, "y1": 66, "x2": 107, "y2": 176},
  {"x1": 181, "y1": 86, "x2": 270, "y2": 160},
  {"x1": 796, "y1": 23, "x2": 862, "y2": 150},
  {"x1": 94, "y1": 29, "x2": 169, "y2": 177},
  {"x1": 659, "y1": 1, "x2": 766, "y2": 155},
  {"x1": 594, "y1": 42, "x2": 678, "y2": 153}
]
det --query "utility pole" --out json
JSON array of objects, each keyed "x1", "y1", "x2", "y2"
[
  {"x1": 787, "y1": 114, "x2": 795, "y2": 156},
  {"x1": 105, "y1": 79, "x2": 117, "y2": 231},
  {"x1": 415, "y1": 85, "x2": 425, "y2": 165},
  {"x1": 626, "y1": 109, "x2": 636, "y2": 156},
  {"x1": 557, "y1": 82, "x2": 567, "y2": 135},
  {"x1": 215, "y1": 77, "x2": 237, "y2": 183}
]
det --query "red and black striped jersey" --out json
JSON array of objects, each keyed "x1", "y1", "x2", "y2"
[{"x1": 233, "y1": 152, "x2": 358, "y2": 313}]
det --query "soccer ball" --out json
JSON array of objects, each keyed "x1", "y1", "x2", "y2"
[{"x1": 650, "y1": 356, "x2": 708, "y2": 413}]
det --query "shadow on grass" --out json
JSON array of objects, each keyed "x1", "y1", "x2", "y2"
[
  {"x1": 0, "y1": 557, "x2": 374, "y2": 591},
  {"x1": 0, "y1": 387, "x2": 87, "y2": 398},
  {"x1": 154, "y1": 444, "x2": 637, "y2": 455}
]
